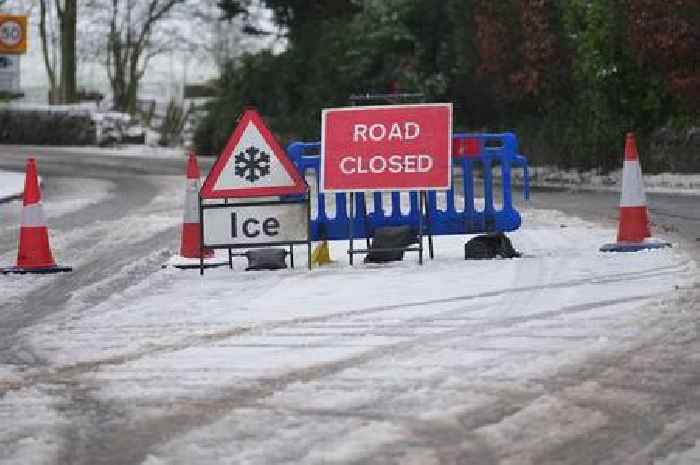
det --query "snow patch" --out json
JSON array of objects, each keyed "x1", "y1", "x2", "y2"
[
  {"x1": 0, "y1": 170, "x2": 26, "y2": 202},
  {"x1": 517, "y1": 166, "x2": 700, "y2": 196}
]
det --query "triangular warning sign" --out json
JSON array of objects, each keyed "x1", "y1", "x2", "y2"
[{"x1": 200, "y1": 109, "x2": 307, "y2": 199}]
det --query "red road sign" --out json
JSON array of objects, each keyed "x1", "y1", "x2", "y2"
[
  {"x1": 321, "y1": 103, "x2": 452, "y2": 192},
  {"x1": 200, "y1": 109, "x2": 307, "y2": 199}
]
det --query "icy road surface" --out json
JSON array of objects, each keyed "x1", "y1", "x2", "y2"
[{"x1": 0, "y1": 148, "x2": 699, "y2": 464}]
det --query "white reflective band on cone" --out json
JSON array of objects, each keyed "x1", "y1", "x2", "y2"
[
  {"x1": 620, "y1": 160, "x2": 647, "y2": 207},
  {"x1": 183, "y1": 179, "x2": 200, "y2": 223},
  {"x1": 20, "y1": 202, "x2": 48, "y2": 227}
]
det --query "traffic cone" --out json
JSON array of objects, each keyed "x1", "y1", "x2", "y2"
[
  {"x1": 600, "y1": 133, "x2": 670, "y2": 252},
  {"x1": 311, "y1": 241, "x2": 333, "y2": 266},
  {"x1": 181, "y1": 152, "x2": 214, "y2": 259},
  {"x1": 165, "y1": 153, "x2": 228, "y2": 270},
  {"x1": 1, "y1": 159, "x2": 71, "y2": 274}
]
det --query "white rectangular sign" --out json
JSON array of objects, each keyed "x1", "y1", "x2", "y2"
[
  {"x1": 202, "y1": 202, "x2": 308, "y2": 247},
  {"x1": 0, "y1": 54, "x2": 19, "y2": 93}
]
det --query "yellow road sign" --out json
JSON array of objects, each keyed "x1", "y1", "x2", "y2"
[{"x1": 0, "y1": 15, "x2": 28, "y2": 54}]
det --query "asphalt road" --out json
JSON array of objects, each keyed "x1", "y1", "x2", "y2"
[
  {"x1": 1, "y1": 146, "x2": 699, "y2": 464},
  {"x1": 528, "y1": 187, "x2": 700, "y2": 255}
]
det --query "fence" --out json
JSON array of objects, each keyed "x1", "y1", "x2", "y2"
[{"x1": 287, "y1": 132, "x2": 530, "y2": 241}]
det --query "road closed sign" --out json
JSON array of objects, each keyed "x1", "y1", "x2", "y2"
[{"x1": 321, "y1": 103, "x2": 452, "y2": 192}]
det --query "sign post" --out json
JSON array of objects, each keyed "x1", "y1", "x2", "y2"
[
  {"x1": 321, "y1": 103, "x2": 452, "y2": 264},
  {"x1": 0, "y1": 14, "x2": 27, "y2": 96},
  {"x1": 199, "y1": 109, "x2": 311, "y2": 274},
  {"x1": 0, "y1": 54, "x2": 20, "y2": 94}
]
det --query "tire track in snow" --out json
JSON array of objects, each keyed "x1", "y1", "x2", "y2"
[
  {"x1": 55, "y1": 292, "x2": 665, "y2": 465},
  {"x1": 0, "y1": 174, "x2": 182, "y2": 364},
  {"x1": 1, "y1": 259, "x2": 685, "y2": 393},
  {"x1": 0, "y1": 226, "x2": 178, "y2": 365},
  {"x1": 1, "y1": 257, "x2": 686, "y2": 395}
]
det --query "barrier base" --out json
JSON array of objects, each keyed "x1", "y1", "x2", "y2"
[
  {"x1": 599, "y1": 239, "x2": 671, "y2": 253},
  {"x1": 162, "y1": 255, "x2": 230, "y2": 270},
  {"x1": 1, "y1": 265, "x2": 73, "y2": 275}
]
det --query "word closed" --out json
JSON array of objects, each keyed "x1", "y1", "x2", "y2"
[
  {"x1": 321, "y1": 103, "x2": 452, "y2": 192},
  {"x1": 202, "y1": 203, "x2": 307, "y2": 246}
]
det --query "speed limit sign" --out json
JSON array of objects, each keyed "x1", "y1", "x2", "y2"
[{"x1": 0, "y1": 15, "x2": 27, "y2": 54}]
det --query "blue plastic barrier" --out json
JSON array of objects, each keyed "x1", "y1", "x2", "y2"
[{"x1": 286, "y1": 133, "x2": 529, "y2": 241}]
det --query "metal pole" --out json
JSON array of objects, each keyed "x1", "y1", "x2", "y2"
[
  {"x1": 418, "y1": 191, "x2": 424, "y2": 265},
  {"x1": 362, "y1": 193, "x2": 371, "y2": 249},
  {"x1": 225, "y1": 198, "x2": 232, "y2": 269},
  {"x1": 307, "y1": 193, "x2": 312, "y2": 270},
  {"x1": 426, "y1": 192, "x2": 434, "y2": 260},
  {"x1": 199, "y1": 195, "x2": 205, "y2": 276},
  {"x1": 349, "y1": 192, "x2": 355, "y2": 266}
]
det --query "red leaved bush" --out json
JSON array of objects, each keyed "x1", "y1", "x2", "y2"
[
  {"x1": 628, "y1": 0, "x2": 700, "y2": 109},
  {"x1": 474, "y1": 0, "x2": 569, "y2": 108}
]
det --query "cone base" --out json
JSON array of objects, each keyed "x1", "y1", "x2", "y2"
[
  {"x1": 1, "y1": 265, "x2": 72, "y2": 275},
  {"x1": 600, "y1": 239, "x2": 671, "y2": 253}
]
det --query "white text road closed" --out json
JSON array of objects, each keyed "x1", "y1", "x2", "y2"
[
  {"x1": 321, "y1": 103, "x2": 452, "y2": 192},
  {"x1": 202, "y1": 203, "x2": 308, "y2": 247}
]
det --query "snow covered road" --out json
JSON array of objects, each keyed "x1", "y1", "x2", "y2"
[
  {"x1": 2, "y1": 207, "x2": 698, "y2": 463},
  {"x1": 0, "y1": 147, "x2": 699, "y2": 464}
]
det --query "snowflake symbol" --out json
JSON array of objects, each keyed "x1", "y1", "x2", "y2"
[{"x1": 234, "y1": 146, "x2": 271, "y2": 183}]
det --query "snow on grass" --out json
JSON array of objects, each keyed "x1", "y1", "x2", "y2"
[
  {"x1": 516, "y1": 166, "x2": 700, "y2": 196},
  {"x1": 3, "y1": 144, "x2": 187, "y2": 159}
]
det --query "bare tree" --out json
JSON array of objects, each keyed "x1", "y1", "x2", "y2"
[
  {"x1": 38, "y1": 0, "x2": 59, "y2": 100},
  {"x1": 99, "y1": 0, "x2": 184, "y2": 113},
  {"x1": 37, "y1": 0, "x2": 78, "y2": 103},
  {"x1": 58, "y1": 0, "x2": 77, "y2": 102}
]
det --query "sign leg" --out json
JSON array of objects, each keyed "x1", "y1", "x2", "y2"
[
  {"x1": 362, "y1": 194, "x2": 371, "y2": 249},
  {"x1": 349, "y1": 192, "x2": 355, "y2": 266},
  {"x1": 307, "y1": 193, "x2": 312, "y2": 270},
  {"x1": 425, "y1": 193, "x2": 435, "y2": 260},
  {"x1": 199, "y1": 196, "x2": 205, "y2": 276},
  {"x1": 307, "y1": 240, "x2": 312, "y2": 270},
  {"x1": 418, "y1": 191, "x2": 424, "y2": 266},
  {"x1": 290, "y1": 244, "x2": 295, "y2": 269}
]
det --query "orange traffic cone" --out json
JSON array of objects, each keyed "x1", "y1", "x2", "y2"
[
  {"x1": 600, "y1": 133, "x2": 670, "y2": 252},
  {"x1": 165, "y1": 153, "x2": 228, "y2": 270},
  {"x1": 1, "y1": 159, "x2": 71, "y2": 274},
  {"x1": 181, "y1": 152, "x2": 214, "y2": 259}
]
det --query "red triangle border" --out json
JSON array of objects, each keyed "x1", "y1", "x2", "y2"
[{"x1": 200, "y1": 109, "x2": 308, "y2": 199}]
